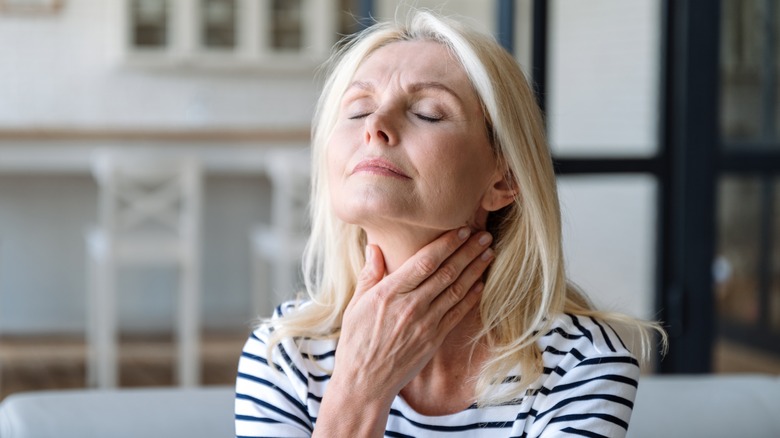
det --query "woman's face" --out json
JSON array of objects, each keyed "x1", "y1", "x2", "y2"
[{"x1": 327, "y1": 40, "x2": 504, "y2": 233}]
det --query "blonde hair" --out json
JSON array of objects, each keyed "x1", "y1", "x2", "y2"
[{"x1": 268, "y1": 10, "x2": 666, "y2": 406}]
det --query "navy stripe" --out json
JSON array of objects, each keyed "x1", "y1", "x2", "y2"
[
  {"x1": 308, "y1": 349, "x2": 336, "y2": 361},
  {"x1": 548, "y1": 412, "x2": 628, "y2": 430},
  {"x1": 240, "y1": 351, "x2": 285, "y2": 373},
  {"x1": 579, "y1": 355, "x2": 639, "y2": 367},
  {"x1": 544, "y1": 346, "x2": 586, "y2": 362},
  {"x1": 309, "y1": 373, "x2": 331, "y2": 382},
  {"x1": 236, "y1": 372, "x2": 308, "y2": 418},
  {"x1": 540, "y1": 374, "x2": 638, "y2": 396},
  {"x1": 568, "y1": 315, "x2": 596, "y2": 348},
  {"x1": 236, "y1": 392, "x2": 313, "y2": 432},
  {"x1": 515, "y1": 409, "x2": 533, "y2": 421},
  {"x1": 535, "y1": 393, "x2": 634, "y2": 420},
  {"x1": 235, "y1": 414, "x2": 283, "y2": 424},
  {"x1": 561, "y1": 426, "x2": 609, "y2": 438},
  {"x1": 385, "y1": 431, "x2": 416, "y2": 438},
  {"x1": 277, "y1": 342, "x2": 309, "y2": 386},
  {"x1": 589, "y1": 317, "x2": 618, "y2": 352},
  {"x1": 389, "y1": 409, "x2": 512, "y2": 432},
  {"x1": 544, "y1": 327, "x2": 586, "y2": 340}
]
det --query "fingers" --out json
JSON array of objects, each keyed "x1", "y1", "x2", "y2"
[
  {"x1": 355, "y1": 244, "x2": 386, "y2": 297},
  {"x1": 437, "y1": 281, "x2": 484, "y2": 334},
  {"x1": 387, "y1": 227, "x2": 473, "y2": 292},
  {"x1": 418, "y1": 231, "x2": 493, "y2": 305}
]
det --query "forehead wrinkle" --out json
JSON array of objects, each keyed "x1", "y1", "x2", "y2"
[
  {"x1": 346, "y1": 42, "x2": 477, "y2": 109},
  {"x1": 346, "y1": 80, "x2": 374, "y2": 93},
  {"x1": 406, "y1": 81, "x2": 465, "y2": 104}
]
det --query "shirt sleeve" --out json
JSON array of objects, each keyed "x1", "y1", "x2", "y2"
[
  {"x1": 235, "y1": 311, "x2": 313, "y2": 438},
  {"x1": 529, "y1": 353, "x2": 641, "y2": 438}
]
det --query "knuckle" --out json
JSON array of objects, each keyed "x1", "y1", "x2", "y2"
[
  {"x1": 414, "y1": 255, "x2": 438, "y2": 278},
  {"x1": 373, "y1": 284, "x2": 392, "y2": 302},
  {"x1": 357, "y1": 267, "x2": 375, "y2": 284},
  {"x1": 441, "y1": 307, "x2": 462, "y2": 329},
  {"x1": 447, "y1": 281, "x2": 466, "y2": 299},
  {"x1": 436, "y1": 263, "x2": 459, "y2": 285}
]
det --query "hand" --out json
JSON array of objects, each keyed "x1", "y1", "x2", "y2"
[{"x1": 332, "y1": 227, "x2": 494, "y2": 405}]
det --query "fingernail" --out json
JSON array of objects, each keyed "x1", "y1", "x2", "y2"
[
  {"x1": 478, "y1": 232, "x2": 492, "y2": 246},
  {"x1": 365, "y1": 245, "x2": 372, "y2": 262},
  {"x1": 458, "y1": 227, "x2": 471, "y2": 241},
  {"x1": 481, "y1": 248, "x2": 494, "y2": 261},
  {"x1": 472, "y1": 282, "x2": 484, "y2": 293}
]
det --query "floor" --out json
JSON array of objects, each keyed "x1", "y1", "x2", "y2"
[{"x1": 1, "y1": 333, "x2": 779, "y2": 403}]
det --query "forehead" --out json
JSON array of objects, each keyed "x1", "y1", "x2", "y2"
[{"x1": 353, "y1": 40, "x2": 472, "y2": 90}]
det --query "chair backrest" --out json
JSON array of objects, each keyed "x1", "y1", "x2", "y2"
[
  {"x1": 91, "y1": 150, "x2": 202, "y2": 258},
  {"x1": 264, "y1": 148, "x2": 310, "y2": 236}
]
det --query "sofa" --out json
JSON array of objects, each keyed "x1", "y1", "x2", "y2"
[{"x1": 0, "y1": 374, "x2": 778, "y2": 438}]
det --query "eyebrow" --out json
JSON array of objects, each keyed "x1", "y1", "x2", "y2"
[{"x1": 346, "y1": 80, "x2": 464, "y2": 102}]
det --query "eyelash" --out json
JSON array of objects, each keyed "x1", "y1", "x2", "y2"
[
  {"x1": 415, "y1": 113, "x2": 442, "y2": 123},
  {"x1": 347, "y1": 112, "x2": 442, "y2": 123}
]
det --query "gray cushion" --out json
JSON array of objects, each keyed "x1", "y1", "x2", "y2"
[
  {"x1": 628, "y1": 374, "x2": 780, "y2": 438},
  {"x1": 0, "y1": 386, "x2": 234, "y2": 438},
  {"x1": 2, "y1": 375, "x2": 779, "y2": 437}
]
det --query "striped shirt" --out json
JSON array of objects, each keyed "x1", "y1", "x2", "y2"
[{"x1": 235, "y1": 302, "x2": 640, "y2": 438}]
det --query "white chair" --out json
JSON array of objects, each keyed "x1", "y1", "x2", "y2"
[
  {"x1": 250, "y1": 148, "x2": 310, "y2": 311},
  {"x1": 86, "y1": 150, "x2": 202, "y2": 388}
]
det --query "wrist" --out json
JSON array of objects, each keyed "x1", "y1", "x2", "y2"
[{"x1": 312, "y1": 371, "x2": 394, "y2": 437}]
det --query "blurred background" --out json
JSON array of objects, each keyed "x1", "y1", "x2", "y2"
[{"x1": 0, "y1": 0, "x2": 778, "y2": 399}]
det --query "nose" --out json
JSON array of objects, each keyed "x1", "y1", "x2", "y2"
[{"x1": 364, "y1": 110, "x2": 396, "y2": 146}]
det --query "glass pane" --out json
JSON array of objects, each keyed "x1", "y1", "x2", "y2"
[
  {"x1": 716, "y1": 176, "x2": 762, "y2": 325},
  {"x1": 271, "y1": 0, "x2": 303, "y2": 51},
  {"x1": 131, "y1": 0, "x2": 169, "y2": 48},
  {"x1": 557, "y1": 175, "x2": 657, "y2": 319},
  {"x1": 201, "y1": 0, "x2": 237, "y2": 49},
  {"x1": 547, "y1": 0, "x2": 661, "y2": 157},
  {"x1": 772, "y1": 178, "x2": 780, "y2": 332},
  {"x1": 720, "y1": 0, "x2": 780, "y2": 147}
]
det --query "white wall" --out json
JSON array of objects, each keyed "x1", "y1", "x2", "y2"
[
  {"x1": 0, "y1": 0, "x2": 320, "y2": 129},
  {"x1": 548, "y1": 0, "x2": 660, "y2": 157}
]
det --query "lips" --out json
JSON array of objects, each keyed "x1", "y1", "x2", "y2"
[{"x1": 352, "y1": 158, "x2": 410, "y2": 178}]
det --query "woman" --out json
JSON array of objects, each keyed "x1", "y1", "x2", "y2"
[{"x1": 236, "y1": 11, "x2": 665, "y2": 438}]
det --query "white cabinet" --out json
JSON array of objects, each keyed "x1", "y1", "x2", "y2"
[{"x1": 121, "y1": 0, "x2": 338, "y2": 71}]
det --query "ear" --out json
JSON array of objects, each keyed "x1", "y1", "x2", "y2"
[{"x1": 481, "y1": 170, "x2": 517, "y2": 212}]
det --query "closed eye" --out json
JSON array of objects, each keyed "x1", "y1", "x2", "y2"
[
  {"x1": 348, "y1": 112, "x2": 372, "y2": 120},
  {"x1": 415, "y1": 113, "x2": 443, "y2": 123}
]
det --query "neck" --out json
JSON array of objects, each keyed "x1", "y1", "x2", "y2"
[
  {"x1": 400, "y1": 305, "x2": 487, "y2": 415},
  {"x1": 364, "y1": 225, "x2": 443, "y2": 274}
]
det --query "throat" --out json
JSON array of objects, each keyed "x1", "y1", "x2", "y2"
[
  {"x1": 399, "y1": 336, "x2": 487, "y2": 416},
  {"x1": 400, "y1": 373, "x2": 478, "y2": 416}
]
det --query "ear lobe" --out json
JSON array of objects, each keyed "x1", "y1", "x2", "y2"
[{"x1": 481, "y1": 175, "x2": 517, "y2": 212}]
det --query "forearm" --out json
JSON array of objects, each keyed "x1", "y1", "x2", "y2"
[{"x1": 311, "y1": 372, "x2": 394, "y2": 438}]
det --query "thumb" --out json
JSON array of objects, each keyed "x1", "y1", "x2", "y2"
[{"x1": 355, "y1": 244, "x2": 385, "y2": 295}]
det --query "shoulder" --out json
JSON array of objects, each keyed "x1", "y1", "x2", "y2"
[
  {"x1": 524, "y1": 313, "x2": 640, "y2": 437},
  {"x1": 235, "y1": 301, "x2": 336, "y2": 435},
  {"x1": 538, "y1": 313, "x2": 636, "y2": 363},
  {"x1": 244, "y1": 301, "x2": 337, "y2": 380},
  {"x1": 536, "y1": 313, "x2": 640, "y2": 390}
]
